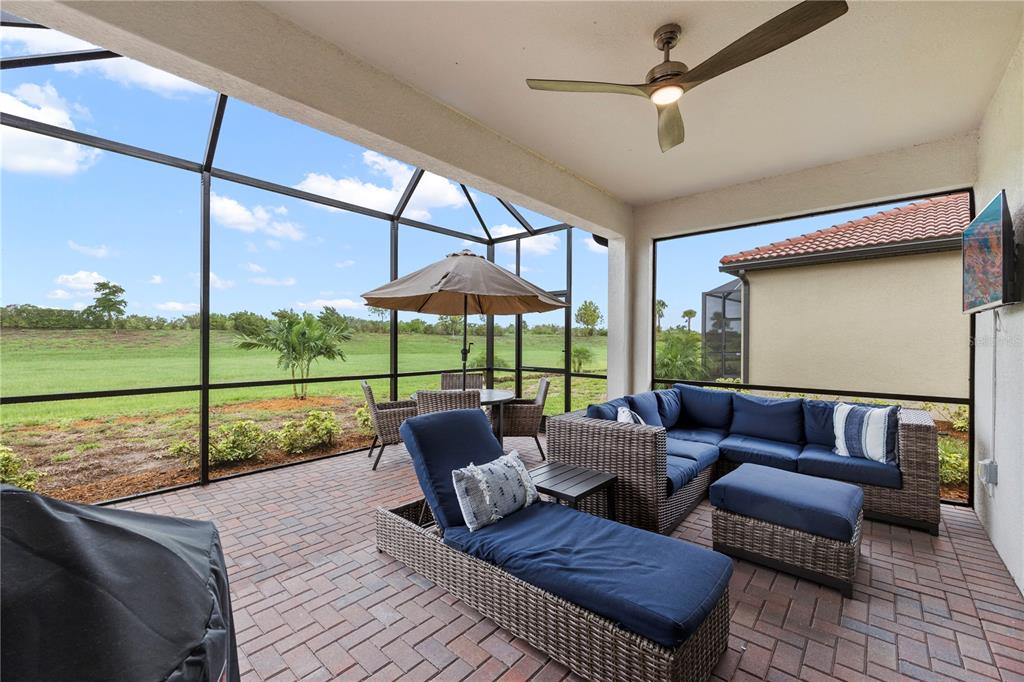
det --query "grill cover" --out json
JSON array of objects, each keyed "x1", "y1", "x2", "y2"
[{"x1": 1, "y1": 485, "x2": 239, "y2": 682}]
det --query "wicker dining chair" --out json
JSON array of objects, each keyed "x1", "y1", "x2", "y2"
[
  {"x1": 362, "y1": 381, "x2": 417, "y2": 471},
  {"x1": 491, "y1": 377, "x2": 549, "y2": 459},
  {"x1": 440, "y1": 372, "x2": 484, "y2": 390},
  {"x1": 415, "y1": 390, "x2": 481, "y2": 415}
]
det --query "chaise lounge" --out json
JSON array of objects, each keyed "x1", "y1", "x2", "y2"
[
  {"x1": 549, "y1": 383, "x2": 939, "y2": 534},
  {"x1": 376, "y1": 409, "x2": 733, "y2": 682}
]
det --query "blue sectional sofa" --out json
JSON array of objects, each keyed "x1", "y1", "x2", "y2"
[{"x1": 548, "y1": 383, "x2": 940, "y2": 534}]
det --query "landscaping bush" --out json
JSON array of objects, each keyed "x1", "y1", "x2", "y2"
[
  {"x1": 938, "y1": 436, "x2": 969, "y2": 486},
  {"x1": 571, "y1": 345, "x2": 594, "y2": 372},
  {"x1": 274, "y1": 411, "x2": 339, "y2": 454},
  {"x1": 469, "y1": 352, "x2": 511, "y2": 369},
  {"x1": 355, "y1": 403, "x2": 374, "y2": 436},
  {"x1": 0, "y1": 445, "x2": 42, "y2": 491},
  {"x1": 172, "y1": 420, "x2": 269, "y2": 466}
]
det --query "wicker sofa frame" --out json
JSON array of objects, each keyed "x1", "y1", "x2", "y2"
[
  {"x1": 713, "y1": 509, "x2": 863, "y2": 597},
  {"x1": 715, "y1": 409, "x2": 940, "y2": 534},
  {"x1": 546, "y1": 412, "x2": 711, "y2": 534},
  {"x1": 377, "y1": 499, "x2": 729, "y2": 682}
]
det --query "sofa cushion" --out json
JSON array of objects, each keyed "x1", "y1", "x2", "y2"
[
  {"x1": 627, "y1": 392, "x2": 663, "y2": 428},
  {"x1": 401, "y1": 409, "x2": 506, "y2": 530},
  {"x1": 666, "y1": 439, "x2": 720, "y2": 470},
  {"x1": 674, "y1": 384, "x2": 733, "y2": 430},
  {"x1": 443, "y1": 501, "x2": 733, "y2": 648},
  {"x1": 799, "y1": 445, "x2": 902, "y2": 489},
  {"x1": 655, "y1": 388, "x2": 683, "y2": 428},
  {"x1": 666, "y1": 427, "x2": 727, "y2": 446},
  {"x1": 803, "y1": 400, "x2": 837, "y2": 448},
  {"x1": 710, "y1": 464, "x2": 864, "y2": 542},
  {"x1": 586, "y1": 397, "x2": 628, "y2": 421},
  {"x1": 666, "y1": 455, "x2": 702, "y2": 496},
  {"x1": 718, "y1": 435, "x2": 801, "y2": 471},
  {"x1": 730, "y1": 393, "x2": 804, "y2": 444}
]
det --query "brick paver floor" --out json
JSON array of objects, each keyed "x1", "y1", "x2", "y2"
[{"x1": 118, "y1": 438, "x2": 1024, "y2": 681}]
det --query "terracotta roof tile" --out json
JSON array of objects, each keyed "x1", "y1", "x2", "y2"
[{"x1": 720, "y1": 192, "x2": 970, "y2": 266}]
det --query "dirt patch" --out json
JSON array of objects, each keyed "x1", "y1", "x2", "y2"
[
  {"x1": 941, "y1": 483, "x2": 969, "y2": 504},
  {"x1": 212, "y1": 396, "x2": 345, "y2": 413}
]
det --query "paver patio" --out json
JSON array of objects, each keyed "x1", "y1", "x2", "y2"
[{"x1": 117, "y1": 438, "x2": 1024, "y2": 682}]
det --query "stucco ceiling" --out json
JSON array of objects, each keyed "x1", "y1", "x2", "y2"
[{"x1": 263, "y1": 1, "x2": 1022, "y2": 206}]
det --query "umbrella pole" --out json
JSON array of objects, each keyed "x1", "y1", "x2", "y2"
[{"x1": 461, "y1": 295, "x2": 468, "y2": 390}]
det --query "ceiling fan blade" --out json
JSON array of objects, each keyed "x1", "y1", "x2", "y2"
[
  {"x1": 526, "y1": 79, "x2": 649, "y2": 98},
  {"x1": 680, "y1": 0, "x2": 848, "y2": 91},
  {"x1": 656, "y1": 102, "x2": 684, "y2": 152}
]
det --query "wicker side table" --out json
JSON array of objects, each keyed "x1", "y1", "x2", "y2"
[{"x1": 712, "y1": 508, "x2": 862, "y2": 597}]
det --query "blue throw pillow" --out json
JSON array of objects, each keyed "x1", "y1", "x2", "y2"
[
  {"x1": 655, "y1": 388, "x2": 683, "y2": 428},
  {"x1": 729, "y1": 393, "x2": 803, "y2": 444},
  {"x1": 833, "y1": 404, "x2": 899, "y2": 465},
  {"x1": 803, "y1": 400, "x2": 836, "y2": 447},
  {"x1": 674, "y1": 384, "x2": 733, "y2": 430},
  {"x1": 627, "y1": 392, "x2": 663, "y2": 428},
  {"x1": 586, "y1": 397, "x2": 628, "y2": 420}
]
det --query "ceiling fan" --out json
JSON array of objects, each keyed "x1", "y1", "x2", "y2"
[{"x1": 526, "y1": 0, "x2": 849, "y2": 152}]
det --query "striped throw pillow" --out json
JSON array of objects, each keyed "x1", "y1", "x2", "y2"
[{"x1": 833, "y1": 403, "x2": 898, "y2": 464}]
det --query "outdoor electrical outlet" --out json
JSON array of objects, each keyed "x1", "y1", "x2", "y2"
[{"x1": 977, "y1": 459, "x2": 998, "y2": 486}]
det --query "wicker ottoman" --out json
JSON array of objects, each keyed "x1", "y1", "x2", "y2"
[{"x1": 710, "y1": 464, "x2": 863, "y2": 597}]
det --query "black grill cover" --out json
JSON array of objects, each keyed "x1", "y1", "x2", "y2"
[{"x1": 1, "y1": 485, "x2": 240, "y2": 682}]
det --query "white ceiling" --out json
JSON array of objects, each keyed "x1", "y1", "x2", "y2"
[{"x1": 264, "y1": 1, "x2": 1021, "y2": 206}]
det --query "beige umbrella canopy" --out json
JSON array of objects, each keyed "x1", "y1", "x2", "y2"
[{"x1": 362, "y1": 250, "x2": 567, "y2": 388}]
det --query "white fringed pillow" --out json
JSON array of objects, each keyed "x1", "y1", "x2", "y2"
[{"x1": 451, "y1": 450, "x2": 539, "y2": 532}]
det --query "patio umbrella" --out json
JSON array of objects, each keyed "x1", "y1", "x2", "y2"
[{"x1": 362, "y1": 249, "x2": 567, "y2": 389}]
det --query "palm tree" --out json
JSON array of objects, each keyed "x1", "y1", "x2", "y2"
[
  {"x1": 655, "y1": 299, "x2": 668, "y2": 331},
  {"x1": 682, "y1": 309, "x2": 697, "y2": 331},
  {"x1": 237, "y1": 311, "x2": 352, "y2": 399},
  {"x1": 655, "y1": 329, "x2": 705, "y2": 381}
]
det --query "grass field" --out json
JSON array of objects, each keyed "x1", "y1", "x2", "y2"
[{"x1": 0, "y1": 328, "x2": 608, "y2": 502}]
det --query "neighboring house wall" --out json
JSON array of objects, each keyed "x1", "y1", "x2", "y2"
[
  {"x1": 744, "y1": 250, "x2": 969, "y2": 397},
  {"x1": 974, "y1": 22, "x2": 1024, "y2": 593}
]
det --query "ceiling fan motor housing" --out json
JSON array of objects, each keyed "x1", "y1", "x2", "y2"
[{"x1": 647, "y1": 60, "x2": 688, "y2": 84}]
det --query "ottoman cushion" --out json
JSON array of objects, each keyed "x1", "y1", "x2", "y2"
[{"x1": 710, "y1": 464, "x2": 863, "y2": 542}]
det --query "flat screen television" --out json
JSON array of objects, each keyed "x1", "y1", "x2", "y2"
[{"x1": 963, "y1": 190, "x2": 1019, "y2": 313}]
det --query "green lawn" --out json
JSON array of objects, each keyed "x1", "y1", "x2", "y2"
[{"x1": 1, "y1": 329, "x2": 608, "y2": 424}]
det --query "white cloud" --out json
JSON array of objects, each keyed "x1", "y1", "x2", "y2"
[
  {"x1": 492, "y1": 225, "x2": 560, "y2": 257},
  {"x1": 335, "y1": 259, "x2": 355, "y2": 269},
  {"x1": 583, "y1": 235, "x2": 607, "y2": 253},
  {"x1": 0, "y1": 83, "x2": 100, "y2": 175},
  {"x1": 265, "y1": 240, "x2": 281, "y2": 250},
  {"x1": 55, "y1": 270, "x2": 105, "y2": 291},
  {"x1": 2, "y1": 27, "x2": 208, "y2": 99},
  {"x1": 210, "y1": 272, "x2": 234, "y2": 290},
  {"x1": 296, "y1": 298, "x2": 364, "y2": 310},
  {"x1": 294, "y1": 151, "x2": 465, "y2": 221},
  {"x1": 47, "y1": 288, "x2": 71, "y2": 300},
  {"x1": 250, "y1": 277, "x2": 296, "y2": 287},
  {"x1": 210, "y1": 192, "x2": 305, "y2": 241},
  {"x1": 148, "y1": 275, "x2": 163, "y2": 284},
  {"x1": 68, "y1": 240, "x2": 110, "y2": 258},
  {"x1": 155, "y1": 301, "x2": 199, "y2": 312},
  {"x1": 242, "y1": 262, "x2": 266, "y2": 273}
]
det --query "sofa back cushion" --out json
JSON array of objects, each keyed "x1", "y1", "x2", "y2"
[
  {"x1": 674, "y1": 384, "x2": 733, "y2": 430},
  {"x1": 726, "y1": 393, "x2": 804, "y2": 444},
  {"x1": 655, "y1": 389, "x2": 683, "y2": 428},
  {"x1": 626, "y1": 392, "x2": 663, "y2": 428},
  {"x1": 585, "y1": 396, "x2": 628, "y2": 421},
  {"x1": 400, "y1": 409, "x2": 505, "y2": 530},
  {"x1": 803, "y1": 400, "x2": 836, "y2": 447},
  {"x1": 834, "y1": 403, "x2": 899, "y2": 465}
]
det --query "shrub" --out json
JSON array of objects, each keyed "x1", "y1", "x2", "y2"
[
  {"x1": 571, "y1": 345, "x2": 594, "y2": 372},
  {"x1": 355, "y1": 403, "x2": 374, "y2": 436},
  {"x1": 274, "y1": 411, "x2": 339, "y2": 454},
  {"x1": 0, "y1": 445, "x2": 42, "y2": 491},
  {"x1": 938, "y1": 436, "x2": 969, "y2": 486},
  {"x1": 170, "y1": 439, "x2": 200, "y2": 463},
  {"x1": 469, "y1": 352, "x2": 511, "y2": 369},
  {"x1": 172, "y1": 420, "x2": 269, "y2": 466}
]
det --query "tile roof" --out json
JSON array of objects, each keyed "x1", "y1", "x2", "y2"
[{"x1": 720, "y1": 192, "x2": 970, "y2": 267}]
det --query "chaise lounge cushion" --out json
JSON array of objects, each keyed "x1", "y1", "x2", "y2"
[
  {"x1": 586, "y1": 397, "x2": 628, "y2": 421},
  {"x1": 666, "y1": 455, "x2": 702, "y2": 495},
  {"x1": 799, "y1": 445, "x2": 902, "y2": 489},
  {"x1": 400, "y1": 409, "x2": 506, "y2": 530},
  {"x1": 626, "y1": 392, "x2": 663, "y2": 428},
  {"x1": 803, "y1": 400, "x2": 837, "y2": 448},
  {"x1": 710, "y1": 463, "x2": 863, "y2": 542},
  {"x1": 444, "y1": 501, "x2": 733, "y2": 648},
  {"x1": 730, "y1": 394, "x2": 803, "y2": 444},
  {"x1": 674, "y1": 384, "x2": 733, "y2": 430},
  {"x1": 719, "y1": 435, "x2": 801, "y2": 471},
  {"x1": 666, "y1": 439, "x2": 719, "y2": 470},
  {"x1": 666, "y1": 427, "x2": 727, "y2": 446},
  {"x1": 655, "y1": 388, "x2": 683, "y2": 428}
]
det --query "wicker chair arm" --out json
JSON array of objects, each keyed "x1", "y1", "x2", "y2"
[
  {"x1": 546, "y1": 412, "x2": 667, "y2": 530},
  {"x1": 896, "y1": 408, "x2": 939, "y2": 494},
  {"x1": 379, "y1": 399, "x2": 417, "y2": 412}
]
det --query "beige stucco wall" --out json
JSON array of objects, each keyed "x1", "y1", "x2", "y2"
[{"x1": 744, "y1": 250, "x2": 970, "y2": 397}]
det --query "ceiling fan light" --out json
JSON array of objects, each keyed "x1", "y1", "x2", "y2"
[{"x1": 650, "y1": 85, "x2": 683, "y2": 105}]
